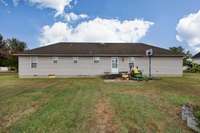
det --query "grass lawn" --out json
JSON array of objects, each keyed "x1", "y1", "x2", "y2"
[{"x1": 0, "y1": 73, "x2": 200, "y2": 133}]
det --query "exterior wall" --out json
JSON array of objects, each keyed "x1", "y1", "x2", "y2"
[
  {"x1": 134, "y1": 57, "x2": 183, "y2": 77},
  {"x1": 193, "y1": 58, "x2": 200, "y2": 64},
  {"x1": 19, "y1": 56, "x2": 129, "y2": 78},
  {"x1": 18, "y1": 56, "x2": 183, "y2": 78}
]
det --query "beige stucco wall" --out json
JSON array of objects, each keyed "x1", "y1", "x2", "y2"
[
  {"x1": 193, "y1": 58, "x2": 200, "y2": 64},
  {"x1": 18, "y1": 56, "x2": 183, "y2": 78}
]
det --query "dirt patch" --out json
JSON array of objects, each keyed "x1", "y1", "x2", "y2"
[
  {"x1": 90, "y1": 98, "x2": 119, "y2": 133},
  {"x1": 146, "y1": 122, "x2": 161, "y2": 133}
]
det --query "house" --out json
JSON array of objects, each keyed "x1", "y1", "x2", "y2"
[
  {"x1": 16, "y1": 42, "x2": 183, "y2": 78},
  {"x1": 192, "y1": 52, "x2": 200, "y2": 64},
  {"x1": 0, "y1": 67, "x2": 9, "y2": 72}
]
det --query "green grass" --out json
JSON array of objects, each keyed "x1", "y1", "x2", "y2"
[{"x1": 0, "y1": 73, "x2": 200, "y2": 132}]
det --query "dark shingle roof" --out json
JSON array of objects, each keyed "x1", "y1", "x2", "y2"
[
  {"x1": 16, "y1": 42, "x2": 183, "y2": 57},
  {"x1": 193, "y1": 52, "x2": 200, "y2": 58}
]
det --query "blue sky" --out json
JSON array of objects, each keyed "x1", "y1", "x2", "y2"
[{"x1": 0, "y1": 0, "x2": 200, "y2": 53}]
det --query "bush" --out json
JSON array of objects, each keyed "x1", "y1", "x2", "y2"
[{"x1": 184, "y1": 63, "x2": 200, "y2": 73}]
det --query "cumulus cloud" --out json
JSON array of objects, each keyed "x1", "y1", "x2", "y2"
[
  {"x1": 63, "y1": 12, "x2": 88, "y2": 22},
  {"x1": 176, "y1": 10, "x2": 200, "y2": 51},
  {"x1": 39, "y1": 18, "x2": 154, "y2": 46},
  {"x1": 39, "y1": 22, "x2": 71, "y2": 45},
  {"x1": 12, "y1": 0, "x2": 72, "y2": 16}
]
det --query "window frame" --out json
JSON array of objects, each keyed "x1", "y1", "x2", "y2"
[
  {"x1": 31, "y1": 57, "x2": 38, "y2": 69},
  {"x1": 73, "y1": 57, "x2": 79, "y2": 64},
  {"x1": 52, "y1": 57, "x2": 59, "y2": 64},
  {"x1": 93, "y1": 57, "x2": 100, "y2": 63}
]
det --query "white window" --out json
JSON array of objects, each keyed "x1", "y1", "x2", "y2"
[
  {"x1": 31, "y1": 57, "x2": 38, "y2": 68},
  {"x1": 73, "y1": 57, "x2": 78, "y2": 63},
  {"x1": 129, "y1": 57, "x2": 135, "y2": 63},
  {"x1": 52, "y1": 57, "x2": 58, "y2": 64},
  {"x1": 94, "y1": 57, "x2": 100, "y2": 63}
]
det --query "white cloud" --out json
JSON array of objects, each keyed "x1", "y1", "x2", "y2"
[
  {"x1": 39, "y1": 22, "x2": 71, "y2": 45},
  {"x1": 13, "y1": 0, "x2": 72, "y2": 16},
  {"x1": 12, "y1": 0, "x2": 19, "y2": 6},
  {"x1": 39, "y1": 18, "x2": 154, "y2": 46},
  {"x1": 63, "y1": 12, "x2": 88, "y2": 22},
  {"x1": 0, "y1": 0, "x2": 8, "y2": 6},
  {"x1": 176, "y1": 10, "x2": 200, "y2": 51}
]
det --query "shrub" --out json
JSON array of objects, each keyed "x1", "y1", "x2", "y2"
[{"x1": 184, "y1": 63, "x2": 200, "y2": 73}]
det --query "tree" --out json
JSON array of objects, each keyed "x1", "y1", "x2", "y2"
[
  {"x1": 0, "y1": 34, "x2": 6, "y2": 49},
  {"x1": 0, "y1": 34, "x2": 3, "y2": 45},
  {"x1": 7, "y1": 38, "x2": 27, "y2": 54},
  {"x1": 6, "y1": 38, "x2": 27, "y2": 69},
  {"x1": 0, "y1": 34, "x2": 27, "y2": 70},
  {"x1": 169, "y1": 46, "x2": 185, "y2": 55},
  {"x1": 0, "y1": 34, "x2": 8, "y2": 66},
  {"x1": 0, "y1": 34, "x2": 3, "y2": 46}
]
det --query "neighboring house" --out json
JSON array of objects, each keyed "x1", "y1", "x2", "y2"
[
  {"x1": 16, "y1": 42, "x2": 183, "y2": 78},
  {"x1": 192, "y1": 52, "x2": 200, "y2": 64},
  {"x1": 0, "y1": 67, "x2": 9, "y2": 72}
]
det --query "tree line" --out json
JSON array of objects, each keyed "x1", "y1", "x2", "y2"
[{"x1": 0, "y1": 33, "x2": 27, "y2": 70}]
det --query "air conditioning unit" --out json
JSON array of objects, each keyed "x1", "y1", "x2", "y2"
[{"x1": 146, "y1": 49, "x2": 153, "y2": 56}]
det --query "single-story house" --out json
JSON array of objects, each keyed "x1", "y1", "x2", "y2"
[
  {"x1": 192, "y1": 52, "x2": 200, "y2": 64},
  {"x1": 16, "y1": 42, "x2": 183, "y2": 78},
  {"x1": 0, "y1": 67, "x2": 9, "y2": 72}
]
